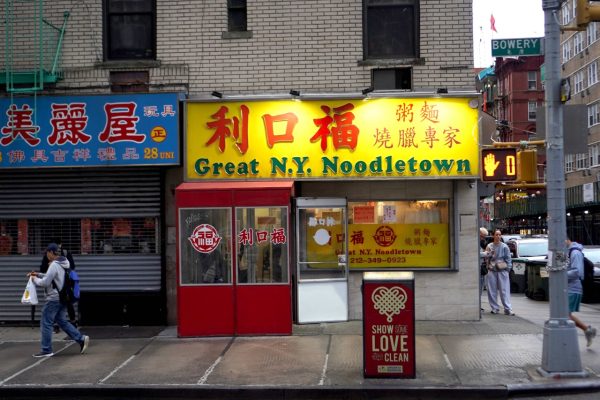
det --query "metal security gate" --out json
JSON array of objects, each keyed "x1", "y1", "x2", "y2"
[{"x1": 0, "y1": 168, "x2": 162, "y2": 322}]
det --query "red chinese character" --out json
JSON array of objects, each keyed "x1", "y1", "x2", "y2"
[
  {"x1": 398, "y1": 127, "x2": 418, "y2": 148},
  {"x1": 161, "y1": 104, "x2": 176, "y2": 117},
  {"x1": 238, "y1": 228, "x2": 254, "y2": 246},
  {"x1": 443, "y1": 127, "x2": 461, "y2": 148},
  {"x1": 270, "y1": 228, "x2": 287, "y2": 244},
  {"x1": 206, "y1": 105, "x2": 249, "y2": 154},
  {"x1": 73, "y1": 148, "x2": 91, "y2": 162},
  {"x1": 99, "y1": 103, "x2": 143, "y2": 143},
  {"x1": 420, "y1": 101, "x2": 439, "y2": 123},
  {"x1": 421, "y1": 126, "x2": 439, "y2": 149},
  {"x1": 396, "y1": 103, "x2": 414, "y2": 122},
  {"x1": 1, "y1": 104, "x2": 40, "y2": 146},
  {"x1": 50, "y1": 149, "x2": 68, "y2": 163},
  {"x1": 311, "y1": 103, "x2": 359, "y2": 151},
  {"x1": 8, "y1": 150, "x2": 25, "y2": 163},
  {"x1": 144, "y1": 106, "x2": 159, "y2": 117},
  {"x1": 373, "y1": 128, "x2": 393, "y2": 149},
  {"x1": 31, "y1": 150, "x2": 48, "y2": 163},
  {"x1": 49, "y1": 103, "x2": 91, "y2": 145},
  {"x1": 262, "y1": 112, "x2": 298, "y2": 147},
  {"x1": 350, "y1": 231, "x2": 364, "y2": 245},
  {"x1": 256, "y1": 230, "x2": 269, "y2": 243},
  {"x1": 98, "y1": 147, "x2": 117, "y2": 161}
]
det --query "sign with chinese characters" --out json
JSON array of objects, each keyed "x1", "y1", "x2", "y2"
[
  {"x1": 185, "y1": 98, "x2": 479, "y2": 180},
  {"x1": 0, "y1": 93, "x2": 179, "y2": 168},
  {"x1": 307, "y1": 222, "x2": 449, "y2": 269},
  {"x1": 363, "y1": 277, "x2": 415, "y2": 378}
]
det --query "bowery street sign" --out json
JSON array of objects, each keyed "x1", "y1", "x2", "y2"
[{"x1": 491, "y1": 37, "x2": 543, "y2": 57}]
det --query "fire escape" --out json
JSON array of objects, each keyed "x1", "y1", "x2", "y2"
[{"x1": 2, "y1": 0, "x2": 68, "y2": 97}]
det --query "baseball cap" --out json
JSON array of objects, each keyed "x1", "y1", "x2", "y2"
[{"x1": 46, "y1": 243, "x2": 59, "y2": 254}]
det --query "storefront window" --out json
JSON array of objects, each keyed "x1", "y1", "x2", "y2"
[
  {"x1": 297, "y1": 207, "x2": 347, "y2": 280},
  {"x1": 236, "y1": 207, "x2": 289, "y2": 284},
  {"x1": 179, "y1": 208, "x2": 232, "y2": 285},
  {"x1": 0, "y1": 217, "x2": 159, "y2": 256},
  {"x1": 348, "y1": 200, "x2": 449, "y2": 269}
]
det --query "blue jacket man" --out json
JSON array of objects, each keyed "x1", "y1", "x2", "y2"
[
  {"x1": 28, "y1": 243, "x2": 89, "y2": 357},
  {"x1": 566, "y1": 238, "x2": 596, "y2": 347}
]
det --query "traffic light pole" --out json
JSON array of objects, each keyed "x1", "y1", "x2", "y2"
[{"x1": 539, "y1": 0, "x2": 585, "y2": 376}]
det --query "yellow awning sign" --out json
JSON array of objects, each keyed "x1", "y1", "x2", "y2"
[{"x1": 186, "y1": 98, "x2": 479, "y2": 180}]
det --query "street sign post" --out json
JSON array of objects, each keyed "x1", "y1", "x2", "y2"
[{"x1": 491, "y1": 37, "x2": 543, "y2": 57}]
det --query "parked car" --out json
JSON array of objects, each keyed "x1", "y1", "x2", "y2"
[
  {"x1": 581, "y1": 246, "x2": 600, "y2": 279},
  {"x1": 507, "y1": 238, "x2": 548, "y2": 295},
  {"x1": 507, "y1": 238, "x2": 548, "y2": 261},
  {"x1": 581, "y1": 246, "x2": 600, "y2": 303},
  {"x1": 502, "y1": 234, "x2": 522, "y2": 243}
]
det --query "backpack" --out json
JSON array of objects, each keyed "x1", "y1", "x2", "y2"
[
  {"x1": 568, "y1": 248, "x2": 594, "y2": 281},
  {"x1": 52, "y1": 269, "x2": 80, "y2": 305}
]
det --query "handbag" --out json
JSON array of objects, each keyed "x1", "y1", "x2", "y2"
[
  {"x1": 495, "y1": 261, "x2": 508, "y2": 271},
  {"x1": 202, "y1": 263, "x2": 217, "y2": 283},
  {"x1": 480, "y1": 262, "x2": 488, "y2": 276},
  {"x1": 21, "y1": 277, "x2": 38, "y2": 305}
]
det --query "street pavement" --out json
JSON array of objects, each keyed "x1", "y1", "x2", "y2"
[{"x1": 0, "y1": 294, "x2": 600, "y2": 399}]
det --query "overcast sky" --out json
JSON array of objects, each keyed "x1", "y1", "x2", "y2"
[{"x1": 473, "y1": 0, "x2": 545, "y2": 68}]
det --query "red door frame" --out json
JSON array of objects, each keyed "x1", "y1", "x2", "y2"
[{"x1": 176, "y1": 181, "x2": 294, "y2": 336}]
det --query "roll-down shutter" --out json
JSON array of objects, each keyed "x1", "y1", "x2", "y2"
[{"x1": 0, "y1": 168, "x2": 162, "y2": 322}]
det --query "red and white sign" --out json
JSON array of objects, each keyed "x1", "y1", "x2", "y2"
[{"x1": 188, "y1": 223, "x2": 221, "y2": 253}]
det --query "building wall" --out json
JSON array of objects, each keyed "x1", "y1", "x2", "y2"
[
  {"x1": 5, "y1": 0, "x2": 476, "y2": 96},
  {"x1": 2, "y1": 0, "x2": 478, "y2": 324},
  {"x1": 561, "y1": 17, "x2": 600, "y2": 188}
]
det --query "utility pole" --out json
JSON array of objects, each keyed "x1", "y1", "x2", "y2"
[{"x1": 538, "y1": 0, "x2": 585, "y2": 376}]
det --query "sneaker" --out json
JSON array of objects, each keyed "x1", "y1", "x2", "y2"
[
  {"x1": 79, "y1": 335, "x2": 89, "y2": 354},
  {"x1": 504, "y1": 309, "x2": 515, "y2": 316},
  {"x1": 53, "y1": 324, "x2": 59, "y2": 334},
  {"x1": 490, "y1": 310, "x2": 499, "y2": 314},
  {"x1": 585, "y1": 326, "x2": 597, "y2": 347},
  {"x1": 32, "y1": 351, "x2": 53, "y2": 358}
]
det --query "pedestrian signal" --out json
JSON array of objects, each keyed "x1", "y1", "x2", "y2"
[{"x1": 481, "y1": 148, "x2": 518, "y2": 182}]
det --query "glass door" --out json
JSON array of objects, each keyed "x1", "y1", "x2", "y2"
[{"x1": 295, "y1": 197, "x2": 348, "y2": 323}]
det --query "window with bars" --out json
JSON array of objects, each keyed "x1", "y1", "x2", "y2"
[
  {"x1": 576, "y1": 153, "x2": 588, "y2": 170},
  {"x1": 589, "y1": 142, "x2": 600, "y2": 167},
  {"x1": 527, "y1": 71, "x2": 537, "y2": 90},
  {"x1": 104, "y1": 0, "x2": 155, "y2": 60},
  {"x1": 363, "y1": 0, "x2": 419, "y2": 60},
  {"x1": 563, "y1": 41, "x2": 572, "y2": 63},
  {"x1": 587, "y1": 22, "x2": 599, "y2": 45},
  {"x1": 589, "y1": 102, "x2": 600, "y2": 127},
  {"x1": 528, "y1": 101, "x2": 537, "y2": 121},
  {"x1": 565, "y1": 153, "x2": 575, "y2": 173},
  {"x1": 588, "y1": 61, "x2": 598, "y2": 87},
  {"x1": 227, "y1": 0, "x2": 247, "y2": 32},
  {"x1": 574, "y1": 70, "x2": 584, "y2": 93},
  {"x1": 0, "y1": 217, "x2": 159, "y2": 256}
]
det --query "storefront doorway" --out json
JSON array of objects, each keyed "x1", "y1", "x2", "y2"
[
  {"x1": 295, "y1": 198, "x2": 349, "y2": 323},
  {"x1": 176, "y1": 182, "x2": 294, "y2": 336}
]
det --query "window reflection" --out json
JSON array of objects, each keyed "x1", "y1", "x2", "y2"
[
  {"x1": 236, "y1": 207, "x2": 288, "y2": 284},
  {"x1": 179, "y1": 208, "x2": 232, "y2": 285}
]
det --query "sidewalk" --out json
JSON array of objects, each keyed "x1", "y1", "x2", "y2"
[{"x1": 0, "y1": 294, "x2": 600, "y2": 399}]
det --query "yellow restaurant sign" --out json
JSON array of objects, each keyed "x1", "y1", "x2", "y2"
[{"x1": 185, "y1": 98, "x2": 479, "y2": 180}]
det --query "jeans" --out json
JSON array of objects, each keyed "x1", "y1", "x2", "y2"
[{"x1": 41, "y1": 300, "x2": 83, "y2": 353}]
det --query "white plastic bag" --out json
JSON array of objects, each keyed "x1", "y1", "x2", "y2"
[{"x1": 21, "y1": 277, "x2": 38, "y2": 305}]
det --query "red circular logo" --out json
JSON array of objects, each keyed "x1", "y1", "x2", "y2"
[
  {"x1": 188, "y1": 224, "x2": 221, "y2": 253},
  {"x1": 373, "y1": 225, "x2": 396, "y2": 247}
]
